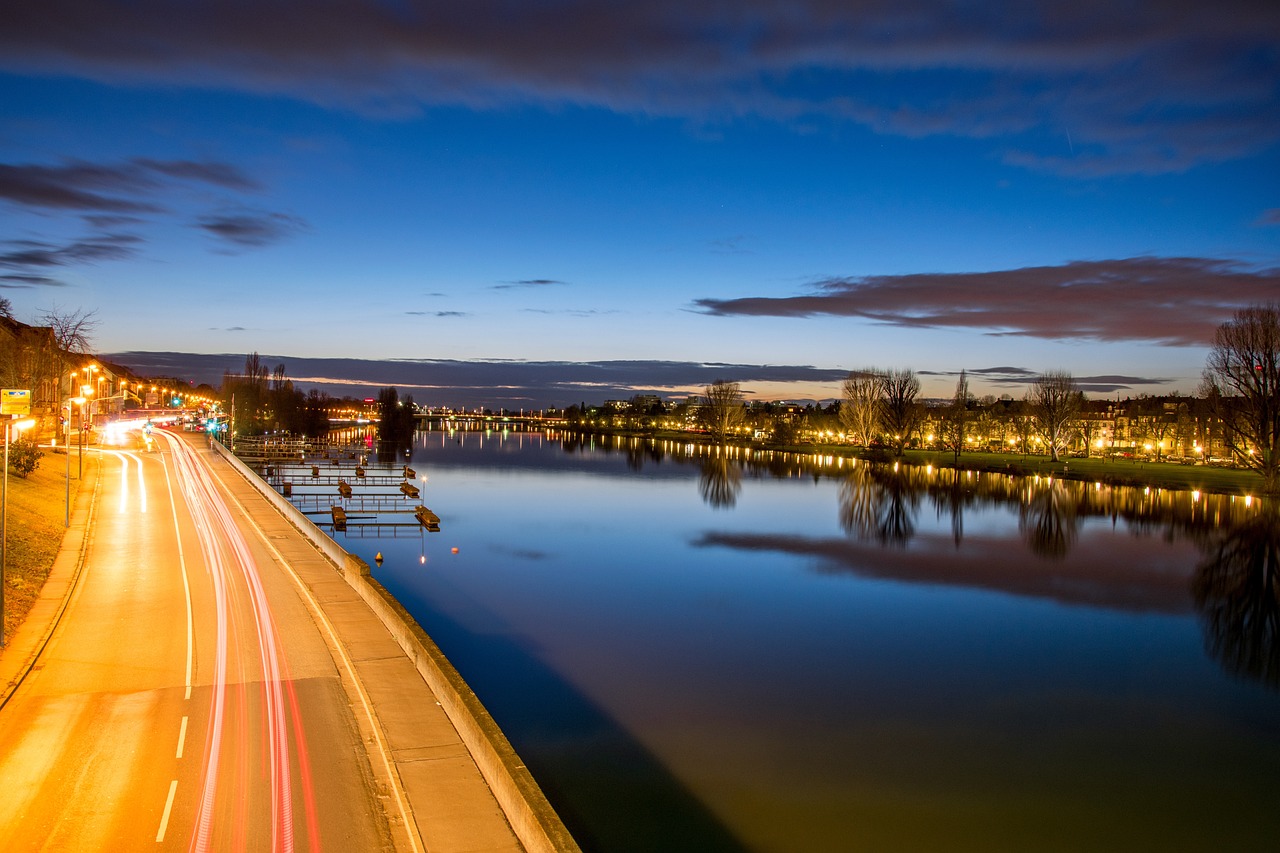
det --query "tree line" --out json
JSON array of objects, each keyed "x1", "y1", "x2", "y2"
[{"x1": 698, "y1": 305, "x2": 1280, "y2": 493}]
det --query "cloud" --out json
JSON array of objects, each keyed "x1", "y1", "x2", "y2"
[
  {"x1": 82, "y1": 213, "x2": 146, "y2": 229},
  {"x1": 0, "y1": 272, "x2": 67, "y2": 288},
  {"x1": 0, "y1": 234, "x2": 142, "y2": 268},
  {"x1": 198, "y1": 210, "x2": 306, "y2": 248},
  {"x1": 918, "y1": 366, "x2": 1167, "y2": 394},
  {"x1": 709, "y1": 236, "x2": 753, "y2": 255},
  {"x1": 1, "y1": 2, "x2": 1276, "y2": 174},
  {"x1": 492, "y1": 279, "x2": 566, "y2": 290},
  {"x1": 0, "y1": 157, "x2": 258, "y2": 213},
  {"x1": 105, "y1": 351, "x2": 855, "y2": 407},
  {"x1": 523, "y1": 308, "x2": 619, "y2": 317},
  {"x1": 695, "y1": 256, "x2": 1280, "y2": 346},
  {"x1": 1256, "y1": 208, "x2": 1280, "y2": 227}
]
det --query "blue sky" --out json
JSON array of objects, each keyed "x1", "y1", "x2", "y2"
[{"x1": 2, "y1": 1, "x2": 1278, "y2": 407}]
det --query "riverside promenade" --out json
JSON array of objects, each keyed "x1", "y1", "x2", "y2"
[{"x1": 0, "y1": 431, "x2": 578, "y2": 852}]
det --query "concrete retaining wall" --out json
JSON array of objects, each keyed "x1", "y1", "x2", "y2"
[{"x1": 211, "y1": 439, "x2": 580, "y2": 853}]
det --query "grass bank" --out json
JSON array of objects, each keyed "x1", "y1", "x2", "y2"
[
  {"x1": 3, "y1": 448, "x2": 87, "y2": 642},
  {"x1": 567, "y1": 426, "x2": 1266, "y2": 497}
]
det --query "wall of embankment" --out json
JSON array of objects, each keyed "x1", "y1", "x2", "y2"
[{"x1": 209, "y1": 439, "x2": 580, "y2": 853}]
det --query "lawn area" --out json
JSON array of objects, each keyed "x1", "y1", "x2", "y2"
[
  {"x1": 2, "y1": 448, "x2": 87, "y2": 643},
  {"x1": 899, "y1": 448, "x2": 1265, "y2": 495}
]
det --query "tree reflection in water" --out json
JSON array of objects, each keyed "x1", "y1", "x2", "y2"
[
  {"x1": 698, "y1": 455, "x2": 742, "y2": 508},
  {"x1": 1018, "y1": 479, "x2": 1080, "y2": 559},
  {"x1": 837, "y1": 463, "x2": 919, "y2": 546},
  {"x1": 1193, "y1": 509, "x2": 1280, "y2": 688}
]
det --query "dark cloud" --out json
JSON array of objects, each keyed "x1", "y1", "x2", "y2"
[
  {"x1": 0, "y1": 234, "x2": 142, "y2": 268},
  {"x1": 0, "y1": 157, "x2": 257, "y2": 213},
  {"x1": 1257, "y1": 209, "x2": 1280, "y2": 226},
  {"x1": 493, "y1": 279, "x2": 566, "y2": 290},
  {"x1": 106, "y1": 350, "x2": 1180, "y2": 409},
  {"x1": 0, "y1": 273, "x2": 66, "y2": 287},
  {"x1": 407, "y1": 310, "x2": 468, "y2": 317},
  {"x1": 918, "y1": 367, "x2": 1166, "y2": 394},
  {"x1": 2, "y1": 2, "x2": 1275, "y2": 174},
  {"x1": 105, "y1": 351, "x2": 855, "y2": 408},
  {"x1": 198, "y1": 210, "x2": 306, "y2": 248},
  {"x1": 695, "y1": 256, "x2": 1280, "y2": 346},
  {"x1": 0, "y1": 162, "x2": 162, "y2": 212},
  {"x1": 82, "y1": 213, "x2": 146, "y2": 229}
]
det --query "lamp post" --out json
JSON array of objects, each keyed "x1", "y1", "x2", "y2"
[
  {"x1": 79, "y1": 384, "x2": 92, "y2": 478},
  {"x1": 65, "y1": 395, "x2": 86, "y2": 527},
  {"x1": 2, "y1": 416, "x2": 37, "y2": 646}
]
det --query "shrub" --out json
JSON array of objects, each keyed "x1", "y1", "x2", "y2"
[{"x1": 8, "y1": 436, "x2": 42, "y2": 478}]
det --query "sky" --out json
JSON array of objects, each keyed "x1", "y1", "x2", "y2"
[{"x1": 2, "y1": 1, "x2": 1278, "y2": 408}]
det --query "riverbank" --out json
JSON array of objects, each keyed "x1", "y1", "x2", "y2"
[{"x1": 558, "y1": 425, "x2": 1268, "y2": 497}]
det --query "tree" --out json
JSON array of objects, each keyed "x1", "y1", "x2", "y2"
[
  {"x1": 839, "y1": 368, "x2": 882, "y2": 446},
  {"x1": 222, "y1": 351, "x2": 270, "y2": 435},
  {"x1": 377, "y1": 386, "x2": 417, "y2": 450},
  {"x1": 1029, "y1": 370, "x2": 1082, "y2": 462},
  {"x1": 1201, "y1": 304, "x2": 1280, "y2": 493},
  {"x1": 42, "y1": 306, "x2": 98, "y2": 356},
  {"x1": 939, "y1": 370, "x2": 972, "y2": 463},
  {"x1": 878, "y1": 368, "x2": 922, "y2": 457},
  {"x1": 702, "y1": 380, "x2": 745, "y2": 444}
]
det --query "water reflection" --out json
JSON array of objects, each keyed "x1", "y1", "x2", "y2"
[
  {"x1": 1018, "y1": 480, "x2": 1080, "y2": 559},
  {"x1": 698, "y1": 456, "x2": 742, "y2": 509},
  {"x1": 837, "y1": 463, "x2": 919, "y2": 546},
  {"x1": 1193, "y1": 509, "x2": 1280, "y2": 688}
]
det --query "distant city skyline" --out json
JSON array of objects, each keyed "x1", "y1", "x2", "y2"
[{"x1": 4, "y1": 2, "x2": 1279, "y2": 404}]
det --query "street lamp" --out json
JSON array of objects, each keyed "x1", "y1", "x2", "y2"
[
  {"x1": 65, "y1": 395, "x2": 85, "y2": 527},
  {"x1": 79, "y1": 385, "x2": 92, "y2": 478},
  {"x1": 2, "y1": 416, "x2": 37, "y2": 647}
]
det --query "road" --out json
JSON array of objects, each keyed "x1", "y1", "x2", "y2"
[{"x1": 0, "y1": 428, "x2": 397, "y2": 851}]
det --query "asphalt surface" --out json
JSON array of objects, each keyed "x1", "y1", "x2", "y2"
[{"x1": 0, "y1": 428, "x2": 522, "y2": 852}]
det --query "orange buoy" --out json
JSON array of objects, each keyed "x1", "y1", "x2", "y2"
[
  {"x1": 450, "y1": 547, "x2": 459, "y2": 554},
  {"x1": 375, "y1": 551, "x2": 383, "y2": 564}
]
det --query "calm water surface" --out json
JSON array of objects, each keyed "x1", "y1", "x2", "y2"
[{"x1": 286, "y1": 427, "x2": 1280, "y2": 852}]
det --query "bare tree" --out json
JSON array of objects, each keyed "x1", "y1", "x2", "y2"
[
  {"x1": 702, "y1": 380, "x2": 746, "y2": 444},
  {"x1": 879, "y1": 368, "x2": 922, "y2": 457},
  {"x1": 0, "y1": 297, "x2": 13, "y2": 319},
  {"x1": 1202, "y1": 304, "x2": 1280, "y2": 493},
  {"x1": 939, "y1": 370, "x2": 972, "y2": 463},
  {"x1": 42, "y1": 305, "x2": 98, "y2": 355},
  {"x1": 839, "y1": 368, "x2": 882, "y2": 446},
  {"x1": 1029, "y1": 370, "x2": 1082, "y2": 462}
]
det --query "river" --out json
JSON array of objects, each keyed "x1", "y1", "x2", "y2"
[{"x1": 282, "y1": 426, "x2": 1280, "y2": 852}]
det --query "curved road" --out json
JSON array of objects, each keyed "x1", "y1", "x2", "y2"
[{"x1": 0, "y1": 428, "x2": 397, "y2": 850}]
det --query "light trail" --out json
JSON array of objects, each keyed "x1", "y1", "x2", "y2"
[{"x1": 155, "y1": 430, "x2": 315, "y2": 852}]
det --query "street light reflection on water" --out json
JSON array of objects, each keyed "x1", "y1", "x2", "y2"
[{"x1": 301, "y1": 427, "x2": 1280, "y2": 852}]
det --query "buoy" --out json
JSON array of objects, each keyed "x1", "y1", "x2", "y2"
[
  {"x1": 375, "y1": 551, "x2": 384, "y2": 564},
  {"x1": 450, "y1": 547, "x2": 459, "y2": 554}
]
